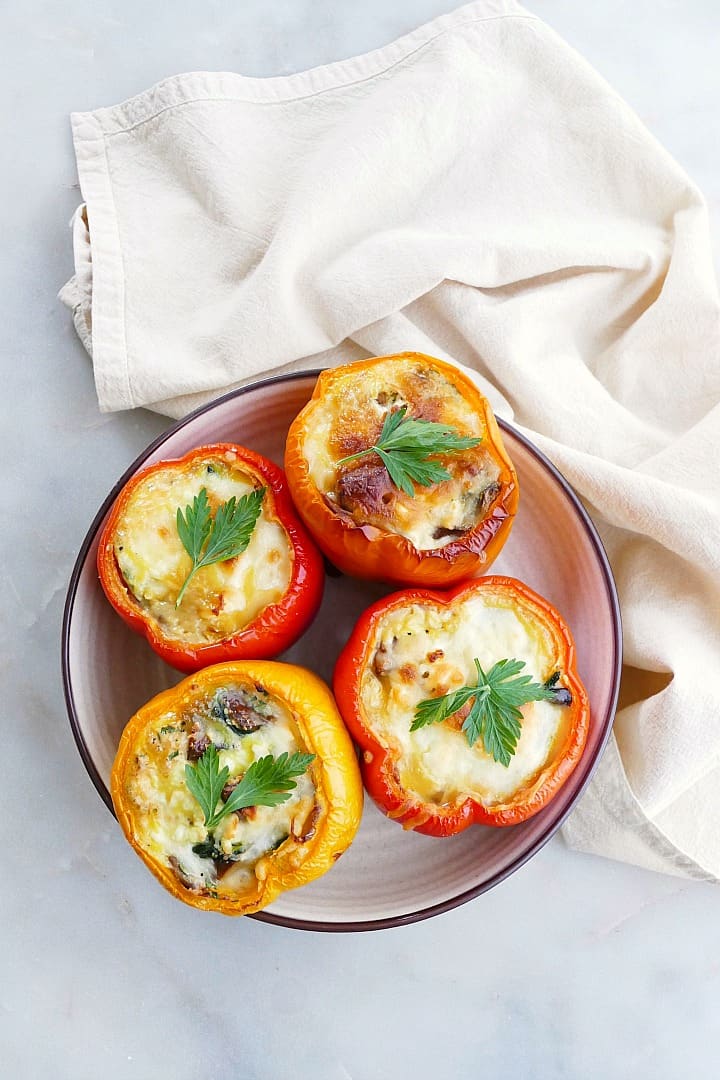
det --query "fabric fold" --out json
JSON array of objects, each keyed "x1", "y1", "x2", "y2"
[{"x1": 61, "y1": 0, "x2": 720, "y2": 881}]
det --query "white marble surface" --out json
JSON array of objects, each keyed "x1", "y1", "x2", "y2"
[{"x1": 2, "y1": 2, "x2": 719, "y2": 1077}]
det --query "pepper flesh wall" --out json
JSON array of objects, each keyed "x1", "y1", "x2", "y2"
[
  {"x1": 98, "y1": 444, "x2": 325, "y2": 672},
  {"x1": 333, "y1": 577, "x2": 589, "y2": 834},
  {"x1": 112, "y1": 661, "x2": 364, "y2": 915},
  {"x1": 284, "y1": 353, "x2": 519, "y2": 586}
]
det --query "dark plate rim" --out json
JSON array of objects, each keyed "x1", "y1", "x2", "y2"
[{"x1": 62, "y1": 368, "x2": 622, "y2": 933}]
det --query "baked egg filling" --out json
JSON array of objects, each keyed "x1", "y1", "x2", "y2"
[
  {"x1": 113, "y1": 454, "x2": 292, "y2": 644},
  {"x1": 124, "y1": 680, "x2": 318, "y2": 897},
  {"x1": 360, "y1": 593, "x2": 573, "y2": 806},
  {"x1": 302, "y1": 358, "x2": 502, "y2": 551}
]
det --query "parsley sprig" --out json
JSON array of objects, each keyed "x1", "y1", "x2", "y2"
[
  {"x1": 185, "y1": 744, "x2": 315, "y2": 830},
  {"x1": 175, "y1": 486, "x2": 265, "y2": 607},
  {"x1": 335, "y1": 406, "x2": 480, "y2": 497},
  {"x1": 411, "y1": 659, "x2": 570, "y2": 767}
]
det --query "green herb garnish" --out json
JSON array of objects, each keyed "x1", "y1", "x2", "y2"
[
  {"x1": 175, "y1": 486, "x2": 265, "y2": 607},
  {"x1": 411, "y1": 659, "x2": 569, "y2": 767},
  {"x1": 184, "y1": 744, "x2": 315, "y2": 830},
  {"x1": 335, "y1": 406, "x2": 480, "y2": 497}
]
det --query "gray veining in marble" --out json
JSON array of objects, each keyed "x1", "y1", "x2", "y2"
[{"x1": 2, "y1": 2, "x2": 719, "y2": 1077}]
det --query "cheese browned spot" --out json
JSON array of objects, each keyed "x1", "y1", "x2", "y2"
[
  {"x1": 302, "y1": 359, "x2": 501, "y2": 551},
  {"x1": 124, "y1": 681, "x2": 318, "y2": 897},
  {"x1": 360, "y1": 593, "x2": 573, "y2": 806},
  {"x1": 113, "y1": 454, "x2": 292, "y2": 644}
]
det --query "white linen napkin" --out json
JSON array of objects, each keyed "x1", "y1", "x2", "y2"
[{"x1": 61, "y1": 0, "x2": 720, "y2": 881}]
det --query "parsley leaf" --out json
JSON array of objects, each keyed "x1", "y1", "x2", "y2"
[
  {"x1": 184, "y1": 743, "x2": 228, "y2": 825},
  {"x1": 336, "y1": 405, "x2": 480, "y2": 497},
  {"x1": 222, "y1": 752, "x2": 316, "y2": 815},
  {"x1": 175, "y1": 485, "x2": 265, "y2": 607},
  {"x1": 411, "y1": 683, "x2": 477, "y2": 730},
  {"x1": 185, "y1": 744, "x2": 315, "y2": 831},
  {"x1": 411, "y1": 658, "x2": 569, "y2": 767}
]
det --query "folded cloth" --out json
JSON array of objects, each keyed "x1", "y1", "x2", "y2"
[{"x1": 61, "y1": 0, "x2": 720, "y2": 880}]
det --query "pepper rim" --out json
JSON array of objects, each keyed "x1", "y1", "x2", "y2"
[{"x1": 62, "y1": 368, "x2": 622, "y2": 933}]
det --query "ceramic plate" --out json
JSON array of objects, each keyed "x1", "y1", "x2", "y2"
[{"x1": 62, "y1": 371, "x2": 621, "y2": 931}]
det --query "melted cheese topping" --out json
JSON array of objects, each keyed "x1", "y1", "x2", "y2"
[
  {"x1": 125, "y1": 681, "x2": 317, "y2": 897},
  {"x1": 303, "y1": 359, "x2": 501, "y2": 550},
  {"x1": 114, "y1": 455, "x2": 292, "y2": 644},
  {"x1": 361, "y1": 594, "x2": 571, "y2": 806}
]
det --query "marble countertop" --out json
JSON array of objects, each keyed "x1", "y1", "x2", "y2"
[{"x1": 3, "y1": 2, "x2": 719, "y2": 1077}]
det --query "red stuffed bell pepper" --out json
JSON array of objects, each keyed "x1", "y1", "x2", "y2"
[
  {"x1": 334, "y1": 576, "x2": 589, "y2": 834},
  {"x1": 98, "y1": 444, "x2": 324, "y2": 673},
  {"x1": 284, "y1": 352, "x2": 518, "y2": 587}
]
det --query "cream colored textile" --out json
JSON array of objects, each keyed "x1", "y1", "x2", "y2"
[{"x1": 61, "y1": 0, "x2": 720, "y2": 879}]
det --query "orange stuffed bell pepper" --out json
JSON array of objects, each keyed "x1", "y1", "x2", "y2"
[
  {"x1": 333, "y1": 576, "x2": 589, "y2": 834},
  {"x1": 284, "y1": 353, "x2": 518, "y2": 586},
  {"x1": 111, "y1": 661, "x2": 363, "y2": 915},
  {"x1": 97, "y1": 443, "x2": 324, "y2": 673}
]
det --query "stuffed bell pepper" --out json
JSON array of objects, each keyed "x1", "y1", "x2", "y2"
[
  {"x1": 284, "y1": 353, "x2": 518, "y2": 586},
  {"x1": 98, "y1": 444, "x2": 324, "y2": 672},
  {"x1": 334, "y1": 577, "x2": 589, "y2": 834},
  {"x1": 111, "y1": 661, "x2": 363, "y2": 915}
]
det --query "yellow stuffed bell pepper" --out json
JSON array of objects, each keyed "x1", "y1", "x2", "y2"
[{"x1": 111, "y1": 661, "x2": 363, "y2": 915}]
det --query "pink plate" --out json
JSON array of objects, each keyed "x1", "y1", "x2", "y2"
[{"x1": 62, "y1": 371, "x2": 620, "y2": 931}]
